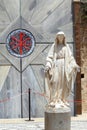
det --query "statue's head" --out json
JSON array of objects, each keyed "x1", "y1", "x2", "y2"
[{"x1": 55, "y1": 31, "x2": 66, "y2": 45}]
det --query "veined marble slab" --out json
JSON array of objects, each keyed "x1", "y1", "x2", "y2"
[
  {"x1": 0, "y1": 0, "x2": 73, "y2": 42},
  {"x1": 0, "y1": 66, "x2": 10, "y2": 91}
]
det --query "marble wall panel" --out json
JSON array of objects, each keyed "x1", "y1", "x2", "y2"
[
  {"x1": 21, "y1": 0, "x2": 73, "y2": 42},
  {"x1": 0, "y1": 66, "x2": 21, "y2": 118},
  {"x1": 0, "y1": 66, "x2": 10, "y2": 91},
  {"x1": 0, "y1": 0, "x2": 74, "y2": 118},
  {"x1": 0, "y1": 44, "x2": 20, "y2": 71},
  {"x1": 0, "y1": 0, "x2": 19, "y2": 35},
  {"x1": 0, "y1": 0, "x2": 73, "y2": 42},
  {"x1": 0, "y1": 17, "x2": 21, "y2": 43},
  {"x1": 0, "y1": 65, "x2": 46, "y2": 118}
]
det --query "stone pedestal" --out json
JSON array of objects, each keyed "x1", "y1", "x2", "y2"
[{"x1": 45, "y1": 110, "x2": 71, "y2": 130}]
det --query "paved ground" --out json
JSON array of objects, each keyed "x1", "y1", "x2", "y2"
[{"x1": 0, "y1": 115, "x2": 87, "y2": 130}]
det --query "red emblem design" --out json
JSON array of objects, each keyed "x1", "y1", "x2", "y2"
[{"x1": 6, "y1": 29, "x2": 35, "y2": 58}]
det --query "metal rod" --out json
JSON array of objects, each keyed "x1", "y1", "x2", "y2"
[
  {"x1": 28, "y1": 88, "x2": 31, "y2": 120},
  {"x1": 20, "y1": 58, "x2": 23, "y2": 118},
  {"x1": 25, "y1": 88, "x2": 34, "y2": 122}
]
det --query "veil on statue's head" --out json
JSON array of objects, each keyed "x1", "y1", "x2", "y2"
[{"x1": 55, "y1": 31, "x2": 66, "y2": 45}]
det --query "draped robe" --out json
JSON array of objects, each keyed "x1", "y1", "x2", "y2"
[{"x1": 45, "y1": 43, "x2": 79, "y2": 104}]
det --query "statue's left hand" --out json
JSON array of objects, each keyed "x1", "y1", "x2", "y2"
[{"x1": 75, "y1": 64, "x2": 80, "y2": 72}]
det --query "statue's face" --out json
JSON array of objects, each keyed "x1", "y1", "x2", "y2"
[{"x1": 57, "y1": 34, "x2": 64, "y2": 43}]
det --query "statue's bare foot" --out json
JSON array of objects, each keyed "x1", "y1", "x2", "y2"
[
  {"x1": 49, "y1": 102, "x2": 55, "y2": 107},
  {"x1": 55, "y1": 100, "x2": 69, "y2": 109},
  {"x1": 64, "y1": 102, "x2": 70, "y2": 107},
  {"x1": 55, "y1": 103, "x2": 63, "y2": 109},
  {"x1": 63, "y1": 100, "x2": 70, "y2": 107}
]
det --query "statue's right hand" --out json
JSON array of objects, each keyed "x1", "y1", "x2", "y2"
[{"x1": 44, "y1": 66, "x2": 50, "y2": 74}]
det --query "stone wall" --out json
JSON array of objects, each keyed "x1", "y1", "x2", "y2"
[
  {"x1": 73, "y1": 0, "x2": 87, "y2": 114},
  {"x1": 80, "y1": 25, "x2": 87, "y2": 113},
  {"x1": 73, "y1": 0, "x2": 82, "y2": 114}
]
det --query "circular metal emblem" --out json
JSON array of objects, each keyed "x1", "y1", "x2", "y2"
[{"x1": 6, "y1": 29, "x2": 35, "y2": 58}]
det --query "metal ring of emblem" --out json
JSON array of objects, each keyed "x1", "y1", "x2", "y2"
[{"x1": 6, "y1": 29, "x2": 35, "y2": 58}]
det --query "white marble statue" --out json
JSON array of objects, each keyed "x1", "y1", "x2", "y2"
[{"x1": 45, "y1": 31, "x2": 80, "y2": 110}]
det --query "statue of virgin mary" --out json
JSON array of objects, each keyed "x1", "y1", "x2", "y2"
[{"x1": 45, "y1": 31, "x2": 80, "y2": 110}]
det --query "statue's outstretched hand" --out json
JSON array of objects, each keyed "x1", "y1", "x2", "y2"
[
  {"x1": 44, "y1": 66, "x2": 50, "y2": 75},
  {"x1": 76, "y1": 64, "x2": 81, "y2": 72}
]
